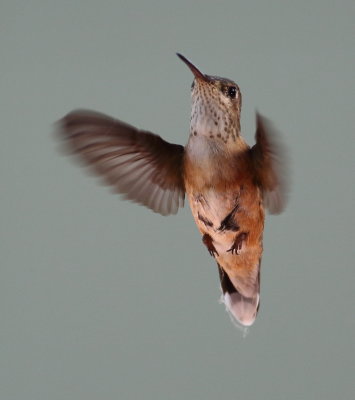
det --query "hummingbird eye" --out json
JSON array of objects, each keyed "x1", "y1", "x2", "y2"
[{"x1": 227, "y1": 86, "x2": 237, "y2": 99}]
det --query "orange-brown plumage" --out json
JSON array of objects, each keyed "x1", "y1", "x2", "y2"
[{"x1": 56, "y1": 53, "x2": 288, "y2": 327}]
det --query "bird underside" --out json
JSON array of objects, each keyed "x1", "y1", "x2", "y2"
[
  {"x1": 187, "y1": 183, "x2": 264, "y2": 327},
  {"x1": 55, "y1": 55, "x2": 289, "y2": 330}
]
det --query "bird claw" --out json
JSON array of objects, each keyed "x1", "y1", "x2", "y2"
[
  {"x1": 208, "y1": 248, "x2": 218, "y2": 257},
  {"x1": 227, "y1": 232, "x2": 248, "y2": 255},
  {"x1": 202, "y1": 233, "x2": 219, "y2": 257}
]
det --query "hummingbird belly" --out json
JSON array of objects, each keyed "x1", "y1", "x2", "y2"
[{"x1": 187, "y1": 184, "x2": 264, "y2": 297}]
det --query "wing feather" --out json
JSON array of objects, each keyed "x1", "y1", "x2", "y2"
[
  {"x1": 250, "y1": 112, "x2": 289, "y2": 214},
  {"x1": 56, "y1": 109, "x2": 185, "y2": 216}
]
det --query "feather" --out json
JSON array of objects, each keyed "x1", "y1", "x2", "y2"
[
  {"x1": 56, "y1": 109, "x2": 185, "y2": 216},
  {"x1": 250, "y1": 112, "x2": 289, "y2": 214}
]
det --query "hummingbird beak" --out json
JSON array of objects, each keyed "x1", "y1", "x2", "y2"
[{"x1": 177, "y1": 53, "x2": 209, "y2": 82}]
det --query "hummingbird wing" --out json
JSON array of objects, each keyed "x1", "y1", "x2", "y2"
[
  {"x1": 250, "y1": 112, "x2": 289, "y2": 214},
  {"x1": 56, "y1": 109, "x2": 185, "y2": 216}
]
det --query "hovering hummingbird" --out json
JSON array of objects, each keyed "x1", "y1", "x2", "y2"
[{"x1": 57, "y1": 53, "x2": 288, "y2": 327}]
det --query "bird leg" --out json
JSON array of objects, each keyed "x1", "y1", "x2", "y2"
[
  {"x1": 218, "y1": 204, "x2": 240, "y2": 232},
  {"x1": 202, "y1": 233, "x2": 219, "y2": 257},
  {"x1": 227, "y1": 232, "x2": 248, "y2": 255}
]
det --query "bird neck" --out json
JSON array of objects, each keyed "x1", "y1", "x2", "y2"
[{"x1": 189, "y1": 98, "x2": 240, "y2": 143}]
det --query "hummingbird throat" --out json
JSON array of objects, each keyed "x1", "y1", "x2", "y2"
[{"x1": 189, "y1": 92, "x2": 239, "y2": 144}]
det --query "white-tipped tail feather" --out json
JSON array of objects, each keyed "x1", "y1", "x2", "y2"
[
  {"x1": 218, "y1": 264, "x2": 260, "y2": 327},
  {"x1": 223, "y1": 291, "x2": 260, "y2": 327}
]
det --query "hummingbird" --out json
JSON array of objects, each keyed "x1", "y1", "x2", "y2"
[{"x1": 57, "y1": 53, "x2": 288, "y2": 327}]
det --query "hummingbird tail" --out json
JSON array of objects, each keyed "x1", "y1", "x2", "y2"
[{"x1": 218, "y1": 264, "x2": 260, "y2": 327}]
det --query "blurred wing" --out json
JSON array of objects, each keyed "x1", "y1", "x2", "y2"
[
  {"x1": 250, "y1": 112, "x2": 289, "y2": 214},
  {"x1": 56, "y1": 109, "x2": 185, "y2": 216}
]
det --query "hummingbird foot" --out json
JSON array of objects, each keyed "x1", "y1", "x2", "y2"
[
  {"x1": 227, "y1": 232, "x2": 248, "y2": 255},
  {"x1": 202, "y1": 233, "x2": 219, "y2": 257}
]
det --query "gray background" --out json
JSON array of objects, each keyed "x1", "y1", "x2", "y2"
[{"x1": 1, "y1": 1, "x2": 354, "y2": 399}]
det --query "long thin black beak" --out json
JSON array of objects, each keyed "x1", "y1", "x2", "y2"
[{"x1": 177, "y1": 53, "x2": 209, "y2": 82}]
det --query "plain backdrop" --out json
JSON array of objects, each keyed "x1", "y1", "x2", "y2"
[{"x1": 1, "y1": 1, "x2": 354, "y2": 399}]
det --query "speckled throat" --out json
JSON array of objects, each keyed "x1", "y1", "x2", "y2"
[{"x1": 189, "y1": 79, "x2": 241, "y2": 144}]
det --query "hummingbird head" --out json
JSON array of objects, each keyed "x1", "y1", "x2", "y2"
[{"x1": 177, "y1": 53, "x2": 242, "y2": 143}]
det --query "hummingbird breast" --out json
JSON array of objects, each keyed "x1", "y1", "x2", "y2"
[{"x1": 184, "y1": 144, "x2": 265, "y2": 298}]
